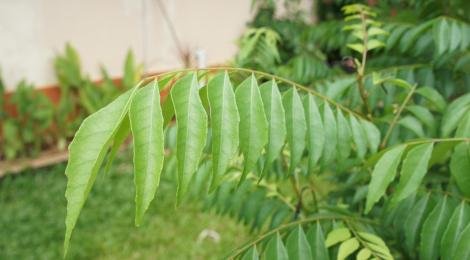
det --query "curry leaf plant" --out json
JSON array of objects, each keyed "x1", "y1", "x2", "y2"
[{"x1": 63, "y1": 4, "x2": 470, "y2": 259}]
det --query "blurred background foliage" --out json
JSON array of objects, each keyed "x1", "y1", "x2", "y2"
[{"x1": 0, "y1": 44, "x2": 142, "y2": 160}]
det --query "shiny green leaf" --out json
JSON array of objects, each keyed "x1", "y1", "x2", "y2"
[
  {"x1": 420, "y1": 196, "x2": 453, "y2": 260},
  {"x1": 391, "y1": 143, "x2": 433, "y2": 207},
  {"x1": 303, "y1": 94, "x2": 324, "y2": 172},
  {"x1": 360, "y1": 119, "x2": 381, "y2": 154},
  {"x1": 307, "y1": 221, "x2": 329, "y2": 260},
  {"x1": 365, "y1": 145, "x2": 406, "y2": 213},
  {"x1": 130, "y1": 81, "x2": 165, "y2": 226},
  {"x1": 64, "y1": 88, "x2": 137, "y2": 255},
  {"x1": 453, "y1": 223, "x2": 470, "y2": 260},
  {"x1": 207, "y1": 72, "x2": 239, "y2": 190},
  {"x1": 235, "y1": 75, "x2": 268, "y2": 184},
  {"x1": 241, "y1": 245, "x2": 259, "y2": 260},
  {"x1": 440, "y1": 201, "x2": 470, "y2": 260},
  {"x1": 286, "y1": 225, "x2": 312, "y2": 260},
  {"x1": 264, "y1": 232, "x2": 289, "y2": 260},
  {"x1": 356, "y1": 248, "x2": 372, "y2": 260},
  {"x1": 282, "y1": 88, "x2": 306, "y2": 174},
  {"x1": 338, "y1": 238, "x2": 360, "y2": 260},
  {"x1": 349, "y1": 115, "x2": 367, "y2": 159},
  {"x1": 322, "y1": 103, "x2": 337, "y2": 165},
  {"x1": 260, "y1": 80, "x2": 286, "y2": 177},
  {"x1": 450, "y1": 143, "x2": 470, "y2": 196},
  {"x1": 171, "y1": 73, "x2": 208, "y2": 203},
  {"x1": 404, "y1": 193, "x2": 434, "y2": 252},
  {"x1": 325, "y1": 228, "x2": 351, "y2": 247},
  {"x1": 336, "y1": 109, "x2": 352, "y2": 160}
]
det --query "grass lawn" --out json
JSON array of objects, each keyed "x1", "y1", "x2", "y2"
[{"x1": 0, "y1": 153, "x2": 250, "y2": 259}]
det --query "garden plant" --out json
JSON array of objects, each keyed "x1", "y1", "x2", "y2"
[
  {"x1": 0, "y1": 44, "x2": 142, "y2": 161},
  {"x1": 63, "y1": 3, "x2": 469, "y2": 260}
]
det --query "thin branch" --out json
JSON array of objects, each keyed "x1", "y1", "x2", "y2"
[
  {"x1": 155, "y1": 0, "x2": 186, "y2": 61},
  {"x1": 226, "y1": 214, "x2": 377, "y2": 259},
  {"x1": 356, "y1": 10, "x2": 372, "y2": 118},
  {"x1": 141, "y1": 66, "x2": 367, "y2": 120},
  {"x1": 380, "y1": 84, "x2": 417, "y2": 148}
]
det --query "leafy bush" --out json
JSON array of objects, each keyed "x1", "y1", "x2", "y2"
[
  {"x1": 63, "y1": 4, "x2": 469, "y2": 260},
  {"x1": 0, "y1": 44, "x2": 142, "y2": 160},
  {"x1": 0, "y1": 79, "x2": 54, "y2": 160}
]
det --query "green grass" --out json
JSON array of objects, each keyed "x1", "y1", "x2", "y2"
[{"x1": 0, "y1": 155, "x2": 250, "y2": 259}]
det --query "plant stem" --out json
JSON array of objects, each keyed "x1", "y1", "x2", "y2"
[
  {"x1": 380, "y1": 84, "x2": 417, "y2": 148},
  {"x1": 142, "y1": 66, "x2": 367, "y2": 120},
  {"x1": 357, "y1": 10, "x2": 372, "y2": 119},
  {"x1": 226, "y1": 214, "x2": 377, "y2": 259}
]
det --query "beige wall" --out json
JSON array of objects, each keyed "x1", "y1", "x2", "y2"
[{"x1": 0, "y1": 0, "x2": 252, "y2": 90}]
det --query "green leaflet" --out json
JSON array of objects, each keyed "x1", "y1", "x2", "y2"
[
  {"x1": 357, "y1": 232, "x2": 393, "y2": 259},
  {"x1": 241, "y1": 246, "x2": 259, "y2": 260},
  {"x1": 429, "y1": 140, "x2": 461, "y2": 166},
  {"x1": 336, "y1": 109, "x2": 352, "y2": 160},
  {"x1": 441, "y1": 95, "x2": 470, "y2": 137},
  {"x1": 264, "y1": 232, "x2": 289, "y2": 260},
  {"x1": 286, "y1": 225, "x2": 312, "y2": 260},
  {"x1": 325, "y1": 227, "x2": 351, "y2": 247},
  {"x1": 455, "y1": 112, "x2": 470, "y2": 137},
  {"x1": 282, "y1": 88, "x2": 306, "y2": 174},
  {"x1": 356, "y1": 248, "x2": 372, "y2": 260},
  {"x1": 453, "y1": 223, "x2": 470, "y2": 260},
  {"x1": 406, "y1": 105, "x2": 436, "y2": 132},
  {"x1": 420, "y1": 196, "x2": 453, "y2": 260},
  {"x1": 303, "y1": 94, "x2": 324, "y2": 172},
  {"x1": 161, "y1": 94, "x2": 175, "y2": 128},
  {"x1": 360, "y1": 119, "x2": 381, "y2": 154},
  {"x1": 207, "y1": 72, "x2": 240, "y2": 191},
  {"x1": 440, "y1": 201, "x2": 470, "y2": 260},
  {"x1": 337, "y1": 237, "x2": 359, "y2": 260},
  {"x1": 450, "y1": 143, "x2": 470, "y2": 196},
  {"x1": 388, "y1": 193, "x2": 417, "y2": 234},
  {"x1": 104, "y1": 116, "x2": 130, "y2": 174},
  {"x1": 171, "y1": 73, "x2": 208, "y2": 203},
  {"x1": 259, "y1": 80, "x2": 286, "y2": 178},
  {"x1": 433, "y1": 18, "x2": 450, "y2": 55},
  {"x1": 129, "y1": 81, "x2": 164, "y2": 226},
  {"x1": 415, "y1": 87, "x2": 447, "y2": 112},
  {"x1": 399, "y1": 116, "x2": 425, "y2": 138},
  {"x1": 349, "y1": 114, "x2": 367, "y2": 159},
  {"x1": 322, "y1": 102, "x2": 337, "y2": 165},
  {"x1": 404, "y1": 193, "x2": 435, "y2": 253},
  {"x1": 306, "y1": 221, "x2": 329, "y2": 260},
  {"x1": 365, "y1": 145, "x2": 406, "y2": 213},
  {"x1": 391, "y1": 143, "x2": 433, "y2": 207},
  {"x1": 64, "y1": 88, "x2": 137, "y2": 255},
  {"x1": 235, "y1": 75, "x2": 268, "y2": 184},
  {"x1": 449, "y1": 20, "x2": 461, "y2": 52}
]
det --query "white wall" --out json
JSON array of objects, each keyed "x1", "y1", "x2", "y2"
[{"x1": 0, "y1": 0, "x2": 252, "y2": 90}]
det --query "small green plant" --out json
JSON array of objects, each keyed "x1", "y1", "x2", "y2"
[
  {"x1": 2, "y1": 80, "x2": 54, "y2": 159},
  {"x1": 53, "y1": 44, "x2": 143, "y2": 148},
  {"x1": 0, "y1": 44, "x2": 143, "y2": 161}
]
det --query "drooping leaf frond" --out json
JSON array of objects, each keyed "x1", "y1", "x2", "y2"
[{"x1": 63, "y1": 68, "x2": 382, "y2": 254}]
